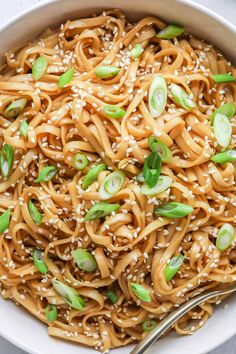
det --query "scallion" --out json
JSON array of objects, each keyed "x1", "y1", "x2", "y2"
[
  {"x1": 156, "y1": 24, "x2": 185, "y2": 39},
  {"x1": 148, "y1": 136, "x2": 172, "y2": 162},
  {"x1": 34, "y1": 166, "x2": 57, "y2": 183},
  {"x1": 72, "y1": 249, "x2": 97, "y2": 272},
  {"x1": 211, "y1": 150, "x2": 236, "y2": 164},
  {"x1": 210, "y1": 102, "x2": 235, "y2": 124},
  {"x1": 32, "y1": 56, "x2": 48, "y2": 80},
  {"x1": 82, "y1": 164, "x2": 106, "y2": 190},
  {"x1": 45, "y1": 304, "x2": 57, "y2": 322},
  {"x1": 170, "y1": 83, "x2": 196, "y2": 110},
  {"x1": 58, "y1": 68, "x2": 74, "y2": 88},
  {"x1": 130, "y1": 283, "x2": 151, "y2": 302},
  {"x1": 148, "y1": 75, "x2": 167, "y2": 118},
  {"x1": 74, "y1": 153, "x2": 88, "y2": 170},
  {"x1": 164, "y1": 254, "x2": 184, "y2": 281},
  {"x1": 84, "y1": 202, "x2": 120, "y2": 221},
  {"x1": 213, "y1": 113, "x2": 232, "y2": 148},
  {"x1": 20, "y1": 120, "x2": 29, "y2": 138},
  {"x1": 103, "y1": 105, "x2": 126, "y2": 118},
  {"x1": 143, "y1": 152, "x2": 162, "y2": 188},
  {"x1": 106, "y1": 290, "x2": 118, "y2": 304},
  {"x1": 130, "y1": 44, "x2": 144, "y2": 59},
  {"x1": 216, "y1": 223, "x2": 234, "y2": 251},
  {"x1": 141, "y1": 176, "x2": 172, "y2": 196},
  {"x1": 32, "y1": 249, "x2": 48, "y2": 274},
  {"x1": 4, "y1": 99, "x2": 27, "y2": 119},
  {"x1": 136, "y1": 173, "x2": 145, "y2": 183},
  {"x1": 154, "y1": 202, "x2": 193, "y2": 218},
  {"x1": 28, "y1": 200, "x2": 43, "y2": 225},
  {"x1": 95, "y1": 65, "x2": 120, "y2": 79},
  {"x1": 99, "y1": 170, "x2": 126, "y2": 200},
  {"x1": 0, "y1": 144, "x2": 14, "y2": 178},
  {"x1": 142, "y1": 319, "x2": 157, "y2": 332},
  {"x1": 52, "y1": 279, "x2": 85, "y2": 311},
  {"x1": 212, "y1": 73, "x2": 235, "y2": 83},
  {"x1": 0, "y1": 209, "x2": 10, "y2": 234}
]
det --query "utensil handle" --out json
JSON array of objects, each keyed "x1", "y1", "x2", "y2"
[{"x1": 130, "y1": 287, "x2": 235, "y2": 354}]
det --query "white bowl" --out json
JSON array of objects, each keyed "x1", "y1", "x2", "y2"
[{"x1": 0, "y1": 1, "x2": 235, "y2": 354}]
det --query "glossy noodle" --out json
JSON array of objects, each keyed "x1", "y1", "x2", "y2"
[{"x1": 0, "y1": 9, "x2": 236, "y2": 352}]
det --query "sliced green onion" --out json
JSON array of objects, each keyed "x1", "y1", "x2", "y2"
[
  {"x1": 58, "y1": 68, "x2": 74, "y2": 88},
  {"x1": 72, "y1": 249, "x2": 97, "y2": 272},
  {"x1": 211, "y1": 150, "x2": 236, "y2": 164},
  {"x1": 148, "y1": 137, "x2": 172, "y2": 162},
  {"x1": 103, "y1": 105, "x2": 126, "y2": 119},
  {"x1": 4, "y1": 99, "x2": 27, "y2": 119},
  {"x1": 170, "y1": 83, "x2": 196, "y2": 110},
  {"x1": 99, "y1": 170, "x2": 126, "y2": 200},
  {"x1": 0, "y1": 209, "x2": 10, "y2": 234},
  {"x1": 45, "y1": 304, "x2": 57, "y2": 322},
  {"x1": 154, "y1": 202, "x2": 193, "y2": 218},
  {"x1": 95, "y1": 65, "x2": 120, "y2": 79},
  {"x1": 20, "y1": 120, "x2": 29, "y2": 138},
  {"x1": 141, "y1": 176, "x2": 172, "y2": 196},
  {"x1": 106, "y1": 290, "x2": 118, "y2": 304},
  {"x1": 216, "y1": 223, "x2": 234, "y2": 251},
  {"x1": 74, "y1": 153, "x2": 88, "y2": 170},
  {"x1": 148, "y1": 75, "x2": 167, "y2": 118},
  {"x1": 0, "y1": 144, "x2": 14, "y2": 178},
  {"x1": 28, "y1": 200, "x2": 42, "y2": 225},
  {"x1": 156, "y1": 24, "x2": 185, "y2": 39},
  {"x1": 164, "y1": 254, "x2": 184, "y2": 281},
  {"x1": 34, "y1": 166, "x2": 57, "y2": 183},
  {"x1": 32, "y1": 56, "x2": 48, "y2": 80},
  {"x1": 210, "y1": 102, "x2": 235, "y2": 124},
  {"x1": 213, "y1": 113, "x2": 232, "y2": 148},
  {"x1": 82, "y1": 164, "x2": 106, "y2": 190},
  {"x1": 130, "y1": 44, "x2": 144, "y2": 59},
  {"x1": 32, "y1": 249, "x2": 48, "y2": 274},
  {"x1": 84, "y1": 202, "x2": 120, "y2": 221},
  {"x1": 52, "y1": 279, "x2": 85, "y2": 311},
  {"x1": 130, "y1": 283, "x2": 151, "y2": 302},
  {"x1": 142, "y1": 319, "x2": 157, "y2": 332},
  {"x1": 136, "y1": 173, "x2": 145, "y2": 183},
  {"x1": 143, "y1": 152, "x2": 162, "y2": 188},
  {"x1": 212, "y1": 74, "x2": 235, "y2": 83}
]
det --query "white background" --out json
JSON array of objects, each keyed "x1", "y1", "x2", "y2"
[{"x1": 0, "y1": 0, "x2": 235, "y2": 354}]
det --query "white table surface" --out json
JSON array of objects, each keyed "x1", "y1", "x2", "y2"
[{"x1": 0, "y1": 0, "x2": 236, "y2": 353}]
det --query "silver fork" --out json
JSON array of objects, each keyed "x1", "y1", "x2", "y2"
[{"x1": 131, "y1": 282, "x2": 236, "y2": 354}]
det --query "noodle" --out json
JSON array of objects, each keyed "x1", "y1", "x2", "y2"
[{"x1": 0, "y1": 9, "x2": 236, "y2": 352}]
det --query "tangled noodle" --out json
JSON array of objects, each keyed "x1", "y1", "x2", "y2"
[{"x1": 0, "y1": 9, "x2": 235, "y2": 352}]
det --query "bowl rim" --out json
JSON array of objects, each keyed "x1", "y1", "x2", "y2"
[
  {"x1": 0, "y1": 0, "x2": 235, "y2": 353},
  {"x1": 0, "y1": 0, "x2": 236, "y2": 35}
]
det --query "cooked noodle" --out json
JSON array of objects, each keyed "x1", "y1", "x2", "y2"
[{"x1": 0, "y1": 9, "x2": 236, "y2": 352}]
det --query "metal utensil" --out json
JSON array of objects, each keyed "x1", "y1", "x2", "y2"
[{"x1": 131, "y1": 282, "x2": 236, "y2": 354}]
